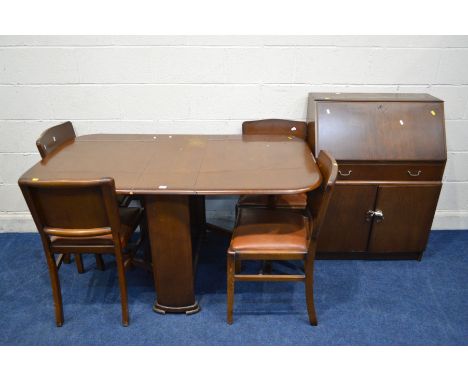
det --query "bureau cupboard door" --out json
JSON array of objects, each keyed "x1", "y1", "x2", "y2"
[
  {"x1": 317, "y1": 184, "x2": 378, "y2": 252},
  {"x1": 368, "y1": 184, "x2": 442, "y2": 253}
]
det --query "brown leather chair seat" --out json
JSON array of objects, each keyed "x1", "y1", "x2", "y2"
[
  {"x1": 229, "y1": 208, "x2": 310, "y2": 256},
  {"x1": 50, "y1": 207, "x2": 142, "y2": 248},
  {"x1": 237, "y1": 193, "x2": 307, "y2": 210}
]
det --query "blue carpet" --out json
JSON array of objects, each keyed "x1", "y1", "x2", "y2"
[{"x1": 0, "y1": 230, "x2": 466, "y2": 345}]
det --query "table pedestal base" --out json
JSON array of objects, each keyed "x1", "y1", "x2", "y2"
[{"x1": 145, "y1": 195, "x2": 200, "y2": 315}]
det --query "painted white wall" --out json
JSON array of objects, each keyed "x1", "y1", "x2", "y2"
[{"x1": 1, "y1": 36, "x2": 467, "y2": 231}]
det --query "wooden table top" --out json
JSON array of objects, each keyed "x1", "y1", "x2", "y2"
[{"x1": 19, "y1": 134, "x2": 322, "y2": 195}]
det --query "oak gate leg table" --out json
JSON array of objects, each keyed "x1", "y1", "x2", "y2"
[{"x1": 20, "y1": 134, "x2": 322, "y2": 314}]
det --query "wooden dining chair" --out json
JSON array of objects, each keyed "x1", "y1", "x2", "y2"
[
  {"x1": 36, "y1": 121, "x2": 132, "y2": 269},
  {"x1": 18, "y1": 177, "x2": 143, "y2": 326},
  {"x1": 226, "y1": 150, "x2": 337, "y2": 325},
  {"x1": 237, "y1": 119, "x2": 309, "y2": 211}
]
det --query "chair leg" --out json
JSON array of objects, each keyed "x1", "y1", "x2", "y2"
[
  {"x1": 115, "y1": 247, "x2": 129, "y2": 326},
  {"x1": 63, "y1": 254, "x2": 71, "y2": 264},
  {"x1": 95, "y1": 254, "x2": 105, "y2": 271},
  {"x1": 304, "y1": 244, "x2": 318, "y2": 326},
  {"x1": 45, "y1": 249, "x2": 64, "y2": 327},
  {"x1": 227, "y1": 252, "x2": 236, "y2": 325},
  {"x1": 74, "y1": 254, "x2": 84, "y2": 274}
]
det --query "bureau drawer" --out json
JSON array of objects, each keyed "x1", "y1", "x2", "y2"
[{"x1": 337, "y1": 163, "x2": 445, "y2": 181}]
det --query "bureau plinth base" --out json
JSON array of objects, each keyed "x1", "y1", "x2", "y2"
[{"x1": 316, "y1": 252, "x2": 423, "y2": 261}]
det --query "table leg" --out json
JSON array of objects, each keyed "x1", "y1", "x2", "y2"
[{"x1": 144, "y1": 195, "x2": 200, "y2": 314}]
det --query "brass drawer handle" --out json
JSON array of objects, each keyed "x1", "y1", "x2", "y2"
[
  {"x1": 408, "y1": 170, "x2": 422, "y2": 177},
  {"x1": 339, "y1": 170, "x2": 352, "y2": 177}
]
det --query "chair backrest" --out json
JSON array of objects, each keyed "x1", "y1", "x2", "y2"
[
  {"x1": 307, "y1": 150, "x2": 338, "y2": 240},
  {"x1": 242, "y1": 119, "x2": 308, "y2": 140},
  {"x1": 18, "y1": 178, "x2": 121, "y2": 242},
  {"x1": 36, "y1": 121, "x2": 76, "y2": 159}
]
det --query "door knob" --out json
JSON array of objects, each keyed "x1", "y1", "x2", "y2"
[
  {"x1": 366, "y1": 210, "x2": 375, "y2": 222},
  {"x1": 374, "y1": 210, "x2": 384, "y2": 223},
  {"x1": 366, "y1": 209, "x2": 384, "y2": 223}
]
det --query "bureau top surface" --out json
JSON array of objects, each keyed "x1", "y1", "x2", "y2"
[
  {"x1": 19, "y1": 134, "x2": 321, "y2": 195},
  {"x1": 309, "y1": 92, "x2": 442, "y2": 102}
]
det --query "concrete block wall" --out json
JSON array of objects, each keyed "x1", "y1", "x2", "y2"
[{"x1": 1, "y1": 35, "x2": 467, "y2": 231}]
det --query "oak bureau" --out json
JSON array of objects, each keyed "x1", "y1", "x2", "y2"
[{"x1": 307, "y1": 93, "x2": 446, "y2": 260}]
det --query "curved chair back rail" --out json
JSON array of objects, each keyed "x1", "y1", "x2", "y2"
[
  {"x1": 242, "y1": 119, "x2": 308, "y2": 140},
  {"x1": 36, "y1": 121, "x2": 76, "y2": 159}
]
